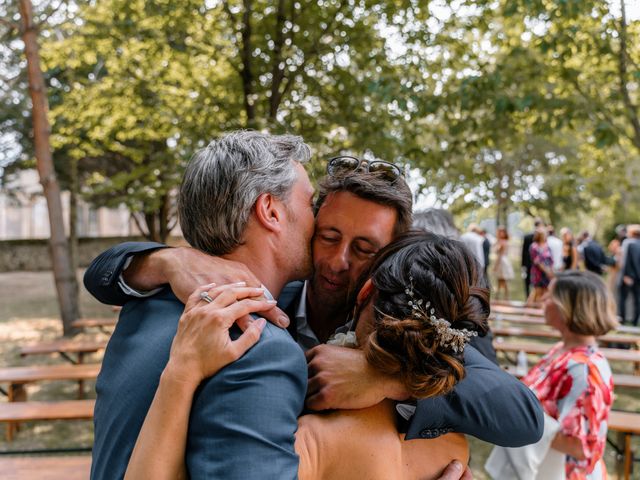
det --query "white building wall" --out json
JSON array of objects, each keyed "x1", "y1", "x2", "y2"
[{"x1": 0, "y1": 169, "x2": 154, "y2": 240}]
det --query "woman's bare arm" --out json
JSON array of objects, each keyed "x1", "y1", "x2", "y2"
[
  {"x1": 125, "y1": 367, "x2": 195, "y2": 480},
  {"x1": 551, "y1": 432, "x2": 586, "y2": 460}
]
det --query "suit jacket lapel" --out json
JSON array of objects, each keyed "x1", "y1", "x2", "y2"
[{"x1": 277, "y1": 281, "x2": 304, "y2": 341}]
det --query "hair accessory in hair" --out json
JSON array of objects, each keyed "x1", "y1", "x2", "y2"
[{"x1": 405, "y1": 276, "x2": 477, "y2": 353}]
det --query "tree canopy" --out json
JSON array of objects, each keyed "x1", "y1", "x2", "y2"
[{"x1": 1, "y1": 0, "x2": 638, "y2": 239}]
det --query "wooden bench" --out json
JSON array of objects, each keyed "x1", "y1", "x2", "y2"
[
  {"x1": 491, "y1": 303, "x2": 640, "y2": 333},
  {"x1": 490, "y1": 312, "x2": 546, "y2": 326},
  {"x1": 0, "y1": 364, "x2": 101, "y2": 402},
  {"x1": 0, "y1": 455, "x2": 91, "y2": 480},
  {"x1": 0, "y1": 399, "x2": 95, "y2": 441},
  {"x1": 494, "y1": 340, "x2": 640, "y2": 373},
  {"x1": 608, "y1": 410, "x2": 640, "y2": 480},
  {"x1": 491, "y1": 304, "x2": 544, "y2": 317},
  {"x1": 619, "y1": 324, "x2": 640, "y2": 335},
  {"x1": 70, "y1": 318, "x2": 117, "y2": 333},
  {"x1": 20, "y1": 339, "x2": 107, "y2": 364},
  {"x1": 491, "y1": 299, "x2": 539, "y2": 308},
  {"x1": 502, "y1": 365, "x2": 640, "y2": 388},
  {"x1": 492, "y1": 326, "x2": 640, "y2": 349}
]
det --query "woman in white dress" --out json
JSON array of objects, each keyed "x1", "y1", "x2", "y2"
[{"x1": 493, "y1": 226, "x2": 514, "y2": 300}]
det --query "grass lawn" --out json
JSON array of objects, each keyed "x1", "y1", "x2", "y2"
[{"x1": 1, "y1": 268, "x2": 639, "y2": 478}]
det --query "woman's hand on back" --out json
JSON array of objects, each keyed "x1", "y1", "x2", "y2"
[{"x1": 163, "y1": 283, "x2": 277, "y2": 387}]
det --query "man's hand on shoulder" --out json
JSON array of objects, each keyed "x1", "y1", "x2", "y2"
[
  {"x1": 305, "y1": 344, "x2": 408, "y2": 410},
  {"x1": 438, "y1": 461, "x2": 473, "y2": 480},
  {"x1": 125, "y1": 246, "x2": 290, "y2": 328}
]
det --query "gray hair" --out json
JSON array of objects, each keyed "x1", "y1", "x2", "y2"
[
  {"x1": 413, "y1": 209, "x2": 460, "y2": 239},
  {"x1": 179, "y1": 131, "x2": 311, "y2": 255}
]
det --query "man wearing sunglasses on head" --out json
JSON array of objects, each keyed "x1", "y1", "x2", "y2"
[{"x1": 85, "y1": 154, "x2": 543, "y2": 464}]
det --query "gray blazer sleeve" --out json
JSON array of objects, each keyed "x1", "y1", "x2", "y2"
[
  {"x1": 186, "y1": 323, "x2": 307, "y2": 479},
  {"x1": 405, "y1": 345, "x2": 544, "y2": 447},
  {"x1": 83, "y1": 241, "x2": 168, "y2": 305}
]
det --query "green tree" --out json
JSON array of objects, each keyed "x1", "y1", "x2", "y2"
[
  {"x1": 407, "y1": 0, "x2": 639, "y2": 225},
  {"x1": 40, "y1": 0, "x2": 439, "y2": 239},
  {"x1": 12, "y1": 0, "x2": 80, "y2": 335}
]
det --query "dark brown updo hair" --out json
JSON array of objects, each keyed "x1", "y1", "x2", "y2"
[{"x1": 357, "y1": 230, "x2": 490, "y2": 399}]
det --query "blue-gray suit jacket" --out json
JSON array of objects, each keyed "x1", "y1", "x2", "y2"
[{"x1": 90, "y1": 286, "x2": 306, "y2": 480}]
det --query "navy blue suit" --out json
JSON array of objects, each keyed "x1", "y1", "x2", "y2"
[
  {"x1": 90, "y1": 281, "x2": 306, "y2": 479},
  {"x1": 85, "y1": 242, "x2": 543, "y2": 470},
  {"x1": 583, "y1": 239, "x2": 615, "y2": 275}
]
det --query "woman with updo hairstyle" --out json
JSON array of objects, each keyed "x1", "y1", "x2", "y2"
[
  {"x1": 125, "y1": 232, "x2": 488, "y2": 479},
  {"x1": 521, "y1": 270, "x2": 616, "y2": 479},
  {"x1": 352, "y1": 230, "x2": 489, "y2": 399}
]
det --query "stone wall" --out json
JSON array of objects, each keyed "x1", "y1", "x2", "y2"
[{"x1": 0, "y1": 236, "x2": 185, "y2": 272}]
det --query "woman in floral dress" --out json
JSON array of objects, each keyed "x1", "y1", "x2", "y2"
[
  {"x1": 522, "y1": 270, "x2": 617, "y2": 479},
  {"x1": 528, "y1": 229, "x2": 555, "y2": 305}
]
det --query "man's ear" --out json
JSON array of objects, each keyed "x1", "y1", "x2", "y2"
[
  {"x1": 254, "y1": 193, "x2": 283, "y2": 233},
  {"x1": 356, "y1": 278, "x2": 374, "y2": 304}
]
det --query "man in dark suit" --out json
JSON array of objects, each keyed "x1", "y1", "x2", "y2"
[
  {"x1": 521, "y1": 218, "x2": 544, "y2": 298},
  {"x1": 86, "y1": 167, "x2": 544, "y2": 451},
  {"x1": 581, "y1": 232, "x2": 615, "y2": 275},
  {"x1": 620, "y1": 225, "x2": 640, "y2": 326},
  {"x1": 90, "y1": 131, "x2": 315, "y2": 480}
]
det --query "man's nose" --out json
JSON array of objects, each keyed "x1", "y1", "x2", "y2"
[{"x1": 328, "y1": 244, "x2": 350, "y2": 272}]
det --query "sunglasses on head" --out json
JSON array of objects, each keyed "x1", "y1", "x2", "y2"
[{"x1": 326, "y1": 155, "x2": 402, "y2": 182}]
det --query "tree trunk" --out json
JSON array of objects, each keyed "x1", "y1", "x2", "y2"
[
  {"x1": 145, "y1": 212, "x2": 159, "y2": 242},
  {"x1": 19, "y1": 0, "x2": 80, "y2": 336},
  {"x1": 69, "y1": 157, "x2": 79, "y2": 272},
  {"x1": 240, "y1": 0, "x2": 256, "y2": 127},
  {"x1": 269, "y1": 0, "x2": 287, "y2": 120},
  {"x1": 158, "y1": 193, "x2": 172, "y2": 243},
  {"x1": 617, "y1": 0, "x2": 640, "y2": 151}
]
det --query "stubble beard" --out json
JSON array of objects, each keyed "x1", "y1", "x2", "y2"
[{"x1": 308, "y1": 271, "x2": 351, "y2": 320}]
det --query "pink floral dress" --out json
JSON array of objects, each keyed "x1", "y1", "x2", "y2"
[{"x1": 522, "y1": 343, "x2": 613, "y2": 479}]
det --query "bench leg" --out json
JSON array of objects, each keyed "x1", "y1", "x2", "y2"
[
  {"x1": 77, "y1": 379, "x2": 85, "y2": 400},
  {"x1": 624, "y1": 433, "x2": 633, "y2": 480},
  {"x1": 6, "y1": 422, "x2": 14, "y2": 442},
  {"x1": 5, "y1": 383, "x2": 26, "y2": 442}
]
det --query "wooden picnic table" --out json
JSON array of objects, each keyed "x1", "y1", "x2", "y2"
[
  {"x1": 0, "y1": 363, "x2": 101, "y2": 402},
  {"x1": 492, "y1": 326, "x2": 640, "y2": 349},
  {"x1": 491, "y1": 314, "x2": 640, "y2": 339},
  {"x1": 491, "y1": 304, "x2": 544, "y2": 317},
  {"x1": 608, "y1": 410, "x2": 640, "y2": 480},
  {"x1": 618, "y1": 324, "x2": 640, "y2": 335},
  {"x1": 0, "y1": 399, "x2": 95, "y2": 441},
  {"x1": 70, "y1": 318, "x2": 117, "y2": 332},
  {"x1": 19, "y1": 339, "x2": 107, "y2": 364},
  {"x1": 491, "y1": 299, "x2": 540, "y2": 308},
  {"x1": 0, "y1": 455, "x2": 91, "y2": 480},
  {"x1": 494, "y1": 340, "x2": 640, "y2": 373},
  {"x1": 490, "y1": 312, "x2": 546, "y2": 325},
  {"x1": 502, "y1": 365, "x2": 640, "y2": 389}
]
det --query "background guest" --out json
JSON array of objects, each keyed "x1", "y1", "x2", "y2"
[
  {"x1": 580, "y1": 231, "x2": 615, "y2": 276},
  {"x1": 527, "y1": 229, "x2": 554, "y2": 305},
  {"x1": 619, "y1": 224, "x2": 640, "y2": 326},
  {"x1": 521, "y1": 218, "x2": 545, "y2": 298},
  {"x1": 546, "y1": 225, "x2": 564, "y2": 273},
  {"x1": 493, "y1": 226, "x2": 514, "y2": 300},
  {"x1": 522, "y1": 271, "x2": 616, "y2": 479},
  {"x1": 560, "y1": 227, "x2": 578, "y2": 271},
  {"x1": 460, "y1": 224, "x2": 485, "y2": 271}
]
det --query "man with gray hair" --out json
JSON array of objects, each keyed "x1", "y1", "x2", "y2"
[{"x1": 90, "y1": 131, "x2": 315, "y2": 480}]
